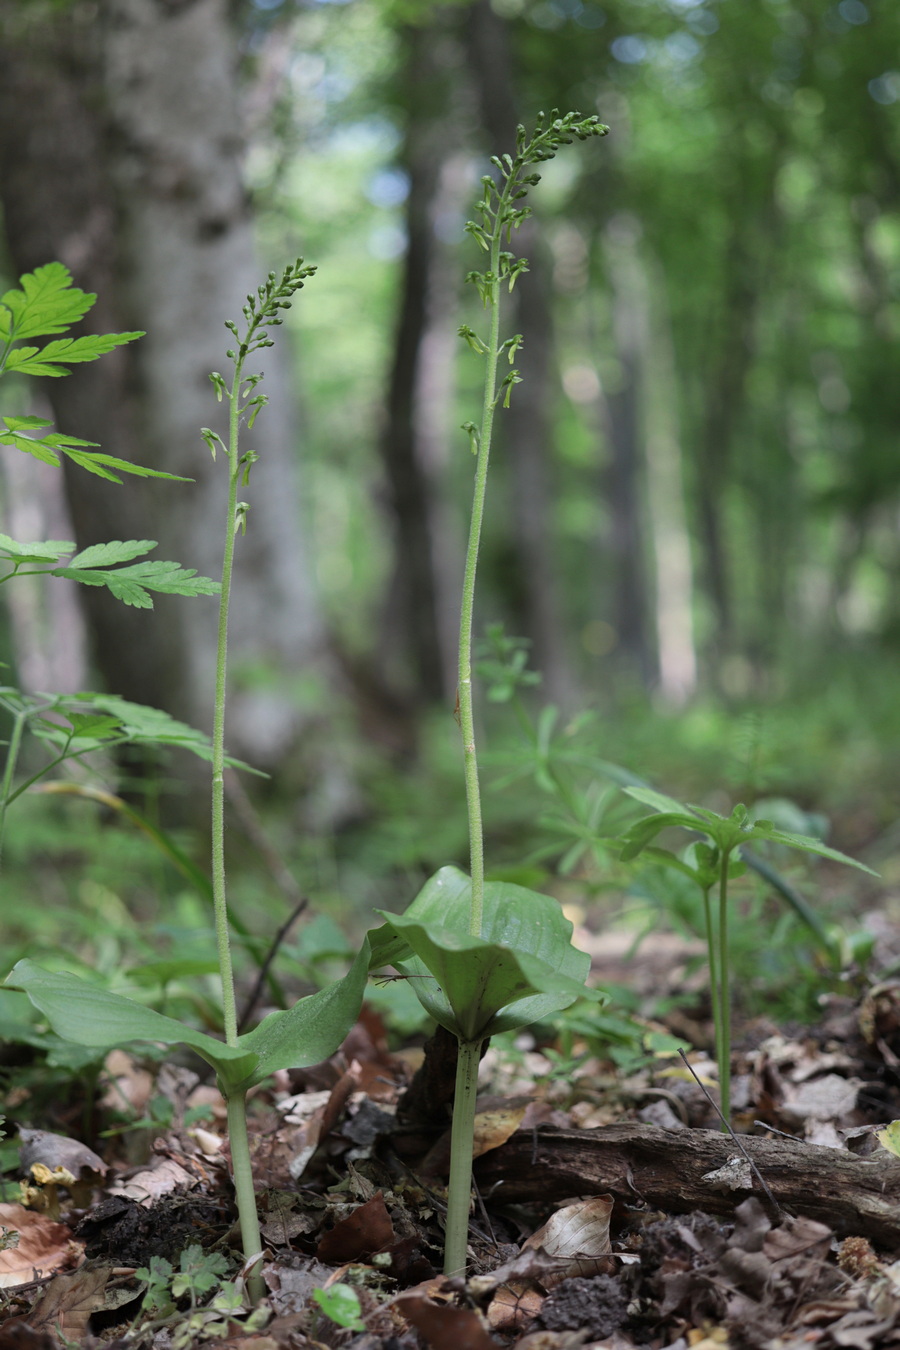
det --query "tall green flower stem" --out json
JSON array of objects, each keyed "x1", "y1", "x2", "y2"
[
  {"x1": 456, "y1": 167, "x2": 515, "y2": 942},
  {"x1": 456, "y1": 112, "x2": 606, "y2": 939},
  {"x1": 443, "y1": 1037, "x2": 484, "y2": 1277},
  {"x1": 447, "y1": 113, "x2": 606, "y2": 1277},
  {"x1": 203, "y1": 261, "x2": 315, "y2": 1298}
]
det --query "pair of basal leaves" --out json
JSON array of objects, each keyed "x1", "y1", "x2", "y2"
[{"x1": 7, "y1": 866, "x2": 597, "y2": 1092}]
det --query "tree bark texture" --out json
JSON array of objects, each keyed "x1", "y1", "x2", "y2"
[
  {"x1": 376, "y1": 15, "x2": 467, "y2": 704},
  {"x1": 475, "y1": 1123, "x2": 900, "y2": 1249},
  {"x1": 601, "y1": 215, "x2": 654, "y2": 687},
  {"x1": 0, "y1": 0, "x2": 332, "y2": 772}
]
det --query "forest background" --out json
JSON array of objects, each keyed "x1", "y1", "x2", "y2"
[{"x1": 0, "y1": 0, "x2": 899, "y2": 1031}]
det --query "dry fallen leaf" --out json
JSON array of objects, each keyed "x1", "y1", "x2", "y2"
[
  {"x1": 421, "y1": 1098, "x2": 530, "y2": 1177},
  {"x1": 263, "y1": 1257, "x2": 335, "y2": 1316},
  {"x1": 273, "y1": 1090, "x2": 330, "y2": 1183},
  {"x1": 522, "y1": 1196, "x2": 614, "y2": 1286},
  {"x1": 469, "y1": 1248, "x2": 569, "y2": 1299},
  {"x1": 486, "y1": 1281, "x2": 545, "y2": 1332},
  {"x1": 27, "y1": 1265, "x2": 109, "y2": 1339},
  {"x1": 316, "y1": 1192, "x2": 395, "y2": 1263},
  {"x1": 0, "y1": 1322, "x2": 61, "y2": 1349},
  {"x1": 107, "y1": 1155, "x2": 196, "y2": 1206},
  {"x1": 397, "y1": 1291, "x2": 498, "y2": 1350},
  {"x1": 484, "y1": 1197, "x2": 615, "y2": 1327},
  {"x1": 777, "y1": 1074, "x2": 861, "y2": 1130},
  {"x1": 0, "y1": 1203, "x2": 82, "y2": 1289},
  {"x1": 472, "y1": 1103, "x2": 529, "y2": 1160},
  {"x1": 513, "y1": 1333, "x2": 595, "y2": 1350},
  {"x1": 762, "y1": 1214, "x2": 832, "y2": 1271},
  {"x1": 217, "y1": 1339, "x2": 281, "y2": 1350}
]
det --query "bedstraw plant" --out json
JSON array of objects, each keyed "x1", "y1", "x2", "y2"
[
  {"x1": 369, "y1": 112, "x2": 608, "y2": 1278},
  {"x1": 618, "y1": 788, "x2": 876, "y2": 1123}
]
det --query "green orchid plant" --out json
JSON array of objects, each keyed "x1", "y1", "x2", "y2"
[
  {"x1": 5, "y1": 262, "x2": 371, "y2": 1303},
  {"x1": 369, "y1": 112, "x2": 608, "y2": 1278},
  {"x1": 619, "y1": 787, "x2": 877, "y2": 1124}
]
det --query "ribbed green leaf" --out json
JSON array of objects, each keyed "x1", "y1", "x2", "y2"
[
  {"x1": 237, "y1": 939, "x2": 371, "y2": 1089},
  {"x1": 5, "y1": 960, "x2": 257, "y2": 1083},
  {"x1": 373, "y1": 866, "x2": 596, "y2": 1039}
]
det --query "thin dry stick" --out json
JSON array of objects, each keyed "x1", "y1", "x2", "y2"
[
  {"x1": 472, "y1": 1177, "x2": 500, "y2": 1253},
  {"x1": 225, "y1": 766, "x2": 306, "y2": 908},
  {"x1": 237, "y1": 896, "x2": 308, "y2": 1034},
  {"x1": 677, "y1": 1048, "x2": 785, "y2": 1218}
]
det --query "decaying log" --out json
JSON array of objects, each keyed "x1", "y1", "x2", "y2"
[{"x1": 474, "y1": 1123, "x2": 900, "y2": 1248}]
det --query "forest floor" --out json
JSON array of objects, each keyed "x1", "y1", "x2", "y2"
[{"x1": 4, "y1": 906, "x2": 900, "y2": 1350}]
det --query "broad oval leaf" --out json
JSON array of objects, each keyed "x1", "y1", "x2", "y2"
[
  {"x1": 236, "y1": 938, "x2": 371, "y2": 1090},
  {"x1": 7, "y1": 942, "x2": 372, "y2": 1097},
  {"x1": 373, "y1": 866, "x2": 596, "y2": 1040},
  {"x1": 5, "y1": 959, "x2": 258, "y2": 1083}
]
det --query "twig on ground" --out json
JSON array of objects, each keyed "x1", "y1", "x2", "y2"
[{"x1": 678, "y1": 1048, "x2": 785, "y2": 1218}]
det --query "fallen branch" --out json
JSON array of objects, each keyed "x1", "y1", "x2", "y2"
[{"x1": 474, "y1": 1123, "x2": 900, "y2": 1248}]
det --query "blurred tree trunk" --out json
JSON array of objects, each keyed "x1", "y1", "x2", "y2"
[
  {"x1": 377, "y1": 15, "x2": 466, "y2": 704},
  {"x1": 693, "y1": 230, "x2": 756, "y2": 658},
  {"x1": 643, "y1": 258, "x2": 696, "y2": 704},
  {"x1": 0, "y1": 0, "x2": 335, "y2": 777},
  {"x1": 601, "y1": 214, "x2": 654, "y2": 686},
  {"x1": 464, "y1": 0, "x2": 575, "y2": 705}
]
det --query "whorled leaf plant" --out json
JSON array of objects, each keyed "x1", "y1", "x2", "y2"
[
  {"x1": 369, "y1": 113, "x2": 608, "y2": 1278},
  {"x1": 619, "y1": 787, "x2": 877, "y2": 1124},
  {"x1": 6, "y1": 263, "x2": 372, "y2": 1303}
]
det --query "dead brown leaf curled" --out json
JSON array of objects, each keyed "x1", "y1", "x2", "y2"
[
  {"x1": 522, "y1": 1196, "x2": 614, "y2": 1286},
  {"x1": 26, "y1": 1265, "x2": 109, "y2": 1340}
]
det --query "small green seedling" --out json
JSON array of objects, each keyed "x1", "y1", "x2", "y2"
[
  {"x1": 370, "y1": 112, "x2": 608, "y2": 1279},
  {"x1": 6, "y1": 263, "x2": 372, "y2": 1303},
  {"x1": 619, "y1": 787, "x2": 877, "y2": 1123},
  {"x1": 876, "y1": 1120, "x2": 900, "y2": 1157},
  {"x1": 312, "y1": 1284, "x2": 366, "y2": 1332},
  {"x1": 135, "y1": 1255, "x2": 179, "y2": 1319},
  {"x1": 134, "y1": 1245, "x2": 267, "y2": 1342}
]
